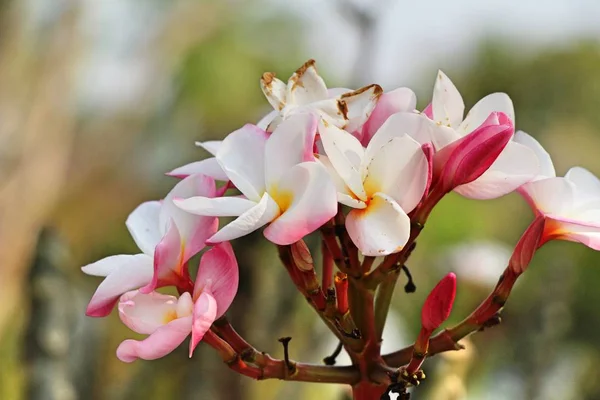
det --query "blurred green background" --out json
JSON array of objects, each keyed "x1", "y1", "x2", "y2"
[{"x1": 1, "y1": 1, "x2": 600, "y2": 399}]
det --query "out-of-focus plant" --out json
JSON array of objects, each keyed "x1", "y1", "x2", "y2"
[{"x1": 82, "y1": 59, "x2": 600, "y2": 399}]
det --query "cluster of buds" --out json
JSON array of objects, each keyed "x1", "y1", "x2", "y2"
[{"x1": 83, "y1": 59, "x2": 600, "y2": 399}]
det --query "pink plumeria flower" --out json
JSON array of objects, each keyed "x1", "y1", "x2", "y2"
[
  {"x1": 116, "y1": 242, "x2": 238, "y2": 362},
  {"x1": 420, "y1": 70, "x2": 540, "y2": 199},
  {"x1": 175, "y1": 113, "x2": 338, "y2": 245},
  {"x1": 520, "y1": 166, "x2": 600, "y2": 251},
  {"x1": 317, "y1": 118, "x2": 429, "y2": 256},
  {"x1": 82, "y1": 174, "x2": 218, "y2": 317},
  {"x1": 167, "y1": 140, "x2": 227, "y2": 181},
  {"x1": 259, "y1": 59, "x2": 382, "y2": 132}
]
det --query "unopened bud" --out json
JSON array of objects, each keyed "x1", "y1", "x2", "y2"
[
  {"x1": 290, "y1": 240, "x2": 314, "y2": 271},
  {"x1": 421, "y1": 273, "x2": 457, "y2": 333}
]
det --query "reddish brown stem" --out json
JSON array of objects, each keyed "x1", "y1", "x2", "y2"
[{"x1": 322, "y1": 239, "x2": 334, "y2": 289}]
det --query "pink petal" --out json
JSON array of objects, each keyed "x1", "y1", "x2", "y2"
[
  {"x1": 84, "y1": 254, "x2": 154, "y2": 317},
  {"x1": 167, "y1": 158, "x2": 228, "y2": 181},
  {"x1": 435, "y1": 112, "x2": 514, "y2": 192},
  {"x1": 345, "y1": 193, "x2": 411, "y2": 256},
  {"x1": 160, "y1": 174, "x2": 218, "y2": 261},
  {"x1": 216, "y1": 124, "x2": 269, "y2": 202},
  {"x1": 422, "y1": 103, "x2": 433, "y2": 119},
  {"x1": 360, "y1": 87, "x2": 417, "y2": 145},
  {"x1": 264, "y1": 162, "x2": 338, "y2": 245},
  {"x1": 265, "y1": 113, "x2": 318, "y2": 189},
  {"x1": 421, "y1": 273, "x2": 457, "y2": 333},
  {"x1": 509, "y1": 216, "x2": 546, "y2": 274},
  {"x1": 362, "y1": 134, "x2": 428, "y2": 212},
  {"x1": 116, "y1": 316, "x2": 192, "y2": 363},
  {"x1": 189, "y1": 291, "x2": 218, "y2": 357},
  {"x1": 431, "y1": 70, "x2": 464, "y2": 128},
  {"x1": 194, "y1": 242, "x2": 239, "y2": 319},
  {"x1": 140, "y1": 220, "x2": 185, "y2": 294},
  {"x1": 459, "y1": 92, "x2": 514, "y2": 134},
  {"x1": 520, "y1": 178, "x2": 576, "y2": 216},
  {"x1": 126, "y1": 201, "x2": 162, "y2": 256},
  {"x1": 118, "y1": 290, "x2": 184, "y2": 335},
  {"x1": 453, "y1": 140, "x2": 540, "y2": 200},
  {"x1": 207, "y1": 193, "x2": 280, "y2": 244}
]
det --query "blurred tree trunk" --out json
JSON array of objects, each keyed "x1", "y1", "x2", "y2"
[{"x1": 0, "y1": 0, "x2": 78, "y2": 346}]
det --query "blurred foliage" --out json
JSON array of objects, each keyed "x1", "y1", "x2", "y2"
[{"x1": 1, "y1": 1, "x2": 600, "y2": 399}]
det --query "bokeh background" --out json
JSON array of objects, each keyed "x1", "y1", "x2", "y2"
[{"x1": 1, "y1": 0, "x2": 600, "y2": 399}]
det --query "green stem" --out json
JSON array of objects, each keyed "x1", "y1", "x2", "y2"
[{"x1": 374, "y1": 268, "x2": 400, "y2": 341}]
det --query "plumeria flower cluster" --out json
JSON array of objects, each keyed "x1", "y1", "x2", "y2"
[{"x1": 83, "y1": 59, "x2": 600, "y2": 399}]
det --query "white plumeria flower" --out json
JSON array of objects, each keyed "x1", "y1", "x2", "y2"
[
  {"x1": 318, "y1": 119, "x2": 429, "y2": 256},
  {"x1": 517, "y1": 133, "x2": 600, "y2": 250},
  {"x1": 175, "y1": 113, "x2": 338, "y2": 245},
  {"x1": 81, "y1": 174, "x2": 218, "y2": 316},
  {"x1": 258, "y1": 59, "x2": 382, "y2": 132},
  {"x1": 417, "y1": 70, "x2": 540, "y2": 199}
]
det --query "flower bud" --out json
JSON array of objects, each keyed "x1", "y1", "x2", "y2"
[
  {"x1": 509, "y1": 216, "x2": 546, "y2": 274},
  {"x1": 290, "y1": 240, "x2": 314, "y2": 272},
  {"x1": 421, "y1": 273, "x2": 457, "y2": 333}
]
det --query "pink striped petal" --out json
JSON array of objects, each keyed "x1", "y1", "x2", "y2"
[
  {"x1": 194, "y1": 242, "x2": 239, "y2": 318},
  {"x1": 346, "y1": 193, "x2": 411, "y2": 256},
  {"x1": 83, "y1": 254, "x2": 154, "y2": 317},
  {"x1": 545, "y1": 216, "x2": 600, "y2": 250},
  {"x1": 265, "y1": 113, "x2": 318, "y2": 189},
  {"x1": 264, "y1": 162, "x2": 338, "y2": 245},
  {"x1": 160, "y1": 174, "x2": 218, "y2": 261},
  {"x1": 140, "y1": 220, "x2": 186, "y2": 294},
  {"x1": 116, "y1": 316, "x2": 192, "y2": 363},
  {"x1": 459, "y1": 93, "x2": 514, "y2": 134},
  {"x1": 360, "y1": 87, "x2": 417, "y2": 145},
  {"x1": 189, "y1": 291, "x2": 218, "y2": 357},
  {"x1": 126, "y1": 201, "x2": 162, "y2": 256}
]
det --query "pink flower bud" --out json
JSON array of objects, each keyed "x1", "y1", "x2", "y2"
[
  {"x1": 435, "y1": 112, "x2": 514, "y2": 193},
  {"x1": 421, "y1": 273, "x2": 457, "y2": 333},
  {"x1": 509, "y1": 216, "x2": 546, "y2": 274}
]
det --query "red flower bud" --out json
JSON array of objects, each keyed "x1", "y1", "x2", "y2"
[
  {"x1": 509, "y1": 216, "x2": 546, "y2": 274},
  {"x1": 421, "y1": 273, "x2": 457, "y2": 333}
]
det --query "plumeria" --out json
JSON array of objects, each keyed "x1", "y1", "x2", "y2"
[
  {"x1": 318, "y1": 118, "x2": 429, "y2": 256},
  {"x1": 116, "y1": 242, "x2": 238, "y2": 362},
  {"x1": 81, "y1": 58, "x2": 600, "y2": 400},
  {"x1": 174, "y1": 113, "x2": 338, "y2": 245},
  {"x1": 82, "y1": 174, "x2": 218, "y2": 316},
  {"x1": 259, "y1": 59, "x2": 382, "y2": 132}
]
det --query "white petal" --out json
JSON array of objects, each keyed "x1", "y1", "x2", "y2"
[
  {"x1": 286, "y1": 60, "x2": 328, "y2": 106},
  {"x1": 316, "y1": 154, "x2": 365, "y2": 209},
  {"x1": 174, "y1": 196, "x2": 256, "y2": 217},
  {"x1": 216, "y1": 124, "x2": 268, "y2": 202},
  {"x1": 257, "y1": 110, "x2": 278, "y2": 130},
  {"x1": 345, "y1": 193, "x2": 411, "y2": 256},
  {"x1": 514, "y1": 131, "x2": 555, "y2": 180},
  {"x1": 319, "y1": 119, "x2": 366, "y2": 200},
  {"x1": 454, "y1": 140, "x2": 540, "y2": 200},
  {"x1": 339, "y1": 84, "x2": 383, "y2": 132},
  {"x1": 265, "y1": 113, "x2": 318, "y2": 189},
  {"x1": 521, "y1": 177, "x2": 576, "y2": 215},
  {"x1": 432, "y1": 70, "x2": 464, "y2": 128},
  {"x1": 363, "y1": 135, "x2": 428, "y2": 212},
  {"x1": 566, "y1": 167, "x2": 600, "y2": 205},
  {"x1": 260, "y1": 72, "x2": 287, "y2": 110},
  {"x1": 264, "y1": 162, "x2": 338, "y2": 245},
  {"x1": 194, "y1": 140, "x2": 222, "y2": 156},
  {"x1": 126, "y1": 201, "x2": 162, "y2": 256},
  {"x1": 459, "y1": 93, "x2": 514, "y2": 134},
  {"x1": 167, "y1": 158, "x2": 228, "y2": 181},
  {"x1": 82, "y1": 254, "x2": 136, "y2": 277},
  {"x1": 364, "y1": 112, "x2": 458, "y2": 166},
  {"x1": 207, "y1": 193, "x2": 280, "y2": 243}
]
